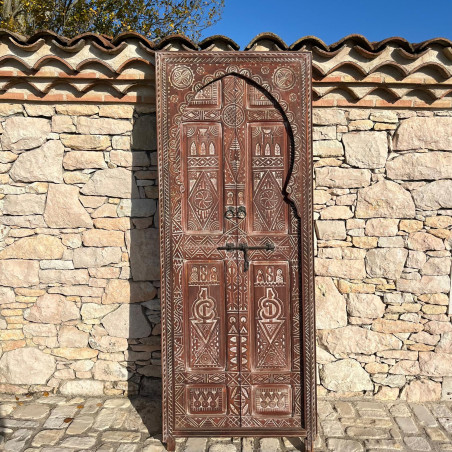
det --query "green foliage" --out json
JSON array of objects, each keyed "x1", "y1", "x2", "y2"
[{"x1": 0, "y1": 0, "x2": 224, "y2": 41}]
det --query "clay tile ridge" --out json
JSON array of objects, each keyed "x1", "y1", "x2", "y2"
[{"x1": 0, "y1": 28, "x2": 450, "y2": 54}]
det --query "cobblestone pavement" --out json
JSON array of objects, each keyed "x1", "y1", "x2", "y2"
[{"x1": 0, "y1": 394, "x2": 451, "y2": 451}]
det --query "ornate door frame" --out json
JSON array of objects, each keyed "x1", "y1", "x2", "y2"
[{"x1": 156, "y1": 51, "x2": 315, "y2": 451}]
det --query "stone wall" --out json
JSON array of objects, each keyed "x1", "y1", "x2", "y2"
[{"x1": 0, "y1": 102, "x2": 451, "y2": 402}]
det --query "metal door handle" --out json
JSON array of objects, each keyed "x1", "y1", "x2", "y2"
[{"x1": 217, "y1": 242, "x2": 275, "y2": 272}]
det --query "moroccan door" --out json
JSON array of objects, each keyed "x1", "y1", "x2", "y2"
[{"x1": 157, "y1": 52, "x2": 315, "y2": 451}]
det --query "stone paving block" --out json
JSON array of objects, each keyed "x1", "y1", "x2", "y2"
[
  {"x1": 43, "y1": 405, "x2": 78, "y2": 429},
  {"x1": 404, "y1": 436, "x2": 432, "y2": 450},
  {"x1": 142, "y1": 439, "x2": 166, "y2": 452},
  {"x1": 432, "y1": 405, "x2": 452, "y2": 417},
  {"x1": 101, "y1": 431, "x2": 141, "y2": 442},
  {"x1": 31, "y1": 430, "x2": 64, "y2": 446},
  {"x1": 117, "y1": 445, "x2": 139, "y2": 452},
  {"x1": 395, "y1": 416, "x2": 419, "y2": 433},
  {"x1": 426, "y1": 427, "x2": 449, "y2": 441},
  {"x1": 335, "y1": 401, "x2": 356, "y2": 418},
  {"x1": 411, "y1": 404, "x2": 437, "y2": 427},
  {"x1": 327, "y1": 438, "x2": 364, "y2": 451},
  {"x1": 364, "y1": 439, "x2": 403, "y2": 449},
  {"x1": 322, "y1": 419, "x2": 345, "y2": 436},
  {"x1": 4, "y1": 428, "x2": 32, "y2": 452},
  {"x1": 439, "y1": 417, "x2": 452, "y2": 433},
  {"x1": 59, "y1": 436, "x2": 97, "y2": 449},
  {"x1": 346, "y1": 427, "x2": 389, "y2": 439},
  {"x1": 259, "y1": 437, "x2": 281, "y2": 451},
  {"x1": 185, "y1": 437, "x2": 208, "y2": 452},
  {"x1": 282, "y1": 437, "x2": 304, "y2": 451},
  {"x1": 11, "y1": 403, "x2": 50, "y2": 419},
  {"x1": 209, "y1": 445, "x2": 237, "y2": 452},
  {"x1": 65, "y1": 414, "x2": 94, "y2": 435},
  {"x1": 388, "y1": 403, "x2": 411, "y2": 417}
]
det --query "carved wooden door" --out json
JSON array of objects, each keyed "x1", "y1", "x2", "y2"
[{"x1": 157, "y1": 52, "x2": 315, "y2": 452}]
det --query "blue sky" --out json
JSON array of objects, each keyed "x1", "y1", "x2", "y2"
[{"x1": 202, "y1": 0, "x2": 452, "y2": 48}]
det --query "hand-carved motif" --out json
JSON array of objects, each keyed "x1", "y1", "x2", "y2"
[
  {"x1": 273, "y1": 67, "x2": 296, "y2": 90},
  {"x1": 171, "y1": 65, "x2": 194, "y2": 89},
  {"x1": 253, "y1": 385, "x2": 292, "y2": 415},
  {"x1": 187, "y1": 385, "x2": 226, "y2": 414}
]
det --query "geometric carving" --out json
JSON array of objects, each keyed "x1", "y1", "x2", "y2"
[
  {"x1": 187, "y1": 385, "x2": 226, "y2": 414},
  {"x1": 186, "y1": 262, "x2": 224, "y2": 370},
  {"x1": 272, "y1": 67, "x2": 296, "y2": 90},
  {"x1": 252, "y1": 263, "x2": 290, "y2": 371},
  {"x1": 250, "y1": 124, "x2": 287, "y2": 233},
  {"x1": 183, "y1": 123, "x2": 222, "y2": 233},
  {"x1": 252, "y1": 385, "x2": 292, "y2": 416},
  {"x1": 248, "y1": 84, "x2": 273, "y2": 107},
  {"x1": 171, "y1": 65, "x2": 194, "y2": 89}
]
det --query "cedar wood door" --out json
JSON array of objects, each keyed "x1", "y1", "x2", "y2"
[{"x1": 156, "y1": 52, "x2": 315, "y2": 447}]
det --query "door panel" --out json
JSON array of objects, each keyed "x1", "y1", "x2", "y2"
[{"x1": 157, "y1": 52, "x2": 314, "y2": 445}]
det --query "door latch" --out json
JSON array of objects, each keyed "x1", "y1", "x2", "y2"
[{"x1": 217, "y1": 242, "x2": 275, "y2": 272}]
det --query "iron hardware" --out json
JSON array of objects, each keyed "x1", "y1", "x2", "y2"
[{"x1": 217, "y1": 242, "x2": 275, "y2": 272}]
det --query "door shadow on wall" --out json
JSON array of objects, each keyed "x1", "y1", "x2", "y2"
[{"x1": 127, "y1": 107, "x2": 163, "y2": 441}]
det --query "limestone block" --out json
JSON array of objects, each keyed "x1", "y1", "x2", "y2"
[
  {"x1": 0, "y1": 347, "x2": 55, "y2": 384},
  {"x1": 0, "y1": 287, "x2": 15, "y2": 304},
  {"x1": 73, "y1": 247, "x2": 122, "y2": 268},
  {"x1": 93, "y1": 218, "x2": 131, "y2": 231},
  {"x1": 89, "y1": 335, "x2": 128, "y2": 353},
  {"x1": 412, "y1": 180, "x2": 452, "y2": 210},
  {"x1": 82, "y1": 230, "x2": 125, "y2": 247},
  {"x1": 370, "y1": 111, "x2": 398, "y2": 123},
  {"x1": 0, "y1": 259, "x2": 39, "y2": 287},
  {"x1": 58, "y1": 325, "x2": 89, "y2": 348},
  {"x1": 365, "y1": 218, "x2": 399, "y2": 237},
  {"x1": 387, "y1": 152, "x2": 452, "y2": 180},
  {"x1": 397, "y1": 276, "x2": 450, "y2": 294},
  {"x1": 318, "y1": 326, "x2": 401, "y2": 355},
  {"x1": 60, "y1": 379, "x2": 104, "y2": 396},
  {"x1": 315, "y1": 277, "x2": 347, "y2": 329},
  {"x1": 44, "y1": 184, "x2": 93, "y2": 228},
  {"x1": 60, "y1": 134, "x2": 110, "y2": 150},
  {"x1": 313, "y1": 140, "x2": 344, "y2": 157},
  {"x1": 25, "y1": 293, "x2": 79, "y2": 324},
  {"x1": 93, "y1": 360, "x2": 128, "y2": 381},
  {"x1": 349, "y1": 119, "x2": 373, "y2": 131},
  {"x1": 99, "y1": 105, "x2": 134, "y2": 119},
  {"x1": 0, "y1": 235, "x2": 64, "y2": 260},
  {"x1": 372, "y1": 319, "x2": 423, "y2": 333},
  {"x1": 343, "y1": 131, "x2": 388, "y2": 169},
  {"x1": 436, "y1": 332, "x2": 452, "y2": 353},
  {"x1": 408, "y1": 232, "x2": 445, "y2": 251},
  {"x1": 56, "y1": 104, "x2": 99, "y2": 115},
  {"x1": 1, "y1": 117, "x2": 50, "y2": 151},
  {"x1": 2, "y1": 194, "x2": 46, "y2": 215},
  {"x1": 313, "y1": 126, "x2": 336, "y2": 140},
  {"x1": 365, "y1": 248, "x2": 408, "y2": 279},
  {"x1": 0, "y1": 103, "x2": 23, "y2": 116},
  {"x1": 320, "y1": 206, "x2": 353, "y2": 220},
  {"x1": 355, "y1": 180, "x2": 415, "y2": 218},
  {"x1": 422, "y1": 258, "x2": 451, "y2": 276},
  {"x1": 402, "y1": 379, "x2": 441, "y2": 402},
  {"x1": 77, "y1": 117, "x2": 133, "y2": 135},
  {"x1": 315, "y1": 258, "x2": 366, "y2": 279},
  {"x1": 110, "y1": 150, "x2": 150, "y2": 167},
  {"x1": 102, "y1": 279, "x2": 157, "y2": 304},
  {"x1": 419, "y1": 352, "x2": 452, "y2": 376},
  {"x1": 81, "y1": 303, "x2": 116, "y2": 320},
  {"x1": 347, "y1": 293, "x2": 385, "y2": 318},
  {"x1": 81, "y1": 168, "x2": 138, "y2": 198},
  {"x1": 39, "y1": 269, "x2": 89, "y2": 285},
  {"x1": 117, "y1": 199, "x2": 156, "y2": 217},
  {"x1": 394, "y1": 117, "x2": 452, "y2": 151},
  {"x1": 406, "y1": 251, "x2": 427, "y2": 269},
  {"x1": 102, "y1": 304, "x2": 152, "y2": 338},
  {"x1": 23, "y1": 323, "x2": 57, "y2": 337},
  {"x1": 63, "y1": 151, "x2": 106, "y2": 170},
  {"x1": 132, "y1": 115, "x2": 157, "y2": 150},
  {"x1": 51, "y1": 115, "x2": 75, "y2": 133},
  {"x1": 312, "y1": 109, "x2": 347, "y2": 125},
  {"x1": 314, "y1": 190, "x2": 332, "y2": 204},
  {"x1": 10, "y1": 140, "x2": 63, "y2": 182},
  {"x1": 320, "y1": 359, "x2": 373, "y2": 391},
  {"x1": 125, "y1": 229, "x2": 160, "y2": 281},
  {"x1": 315, "y1": 167, "x2": 371, "y2": 188},
  {"x1": 315, "y1": 220, "x2": 346, "y2": 240}
]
